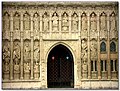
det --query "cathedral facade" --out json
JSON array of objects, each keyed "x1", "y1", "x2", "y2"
[{"x1": 2, "y1": 2, "x2": 118, "y2": 89}]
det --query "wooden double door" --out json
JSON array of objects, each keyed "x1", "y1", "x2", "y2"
[{"x1": 47, "y1": 44, "x2": 74, "y2": 88}]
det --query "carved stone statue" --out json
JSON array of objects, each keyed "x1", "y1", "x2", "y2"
[
  {"x1": 13, "y1": 42, "x2": 20, "y2": 72},
  {"x1": 81, "y1": 40, "x2": 88, "y2": 61},
  {"x1": 34, "y1": 62, "x2": 39, "y2": 72},
  {"x1": 3, "y1": 42, "x2": 10, "y2": 73},
  {"x1": 24, "y1": 62, "x2": 30, "y2": 73},
  {"x1": 33, "y1": 13, "x2": 39, "y2": 32},
  {"x1": 72, "y1": 14, "x2": 78, "y2": 31},
  {"x1": 82, "y1": 61, "x2": 87, "y2": 71},
  {"x1": 14, "y1": 13, "x2": 20, "y2": 30},
  {"x1": 34, "y1": 41, "x2": 40, "y2": 62},
  {"x1": 52, "y1": 13, "x2": 58, "y2": 31},
  {"x1": 43, "y1": 14, "x2": 49, "y2": 31},
  {"x1": 90, "y1": 41, "x2": 97, "y2": 59},
  {"x1": 81, "y1": 13, "x2": 87, "y2": 36},
  {"x1": 3, "y1": 13, "x2": 10, "y2": 31},
  {"x1": 90, "y1": 13, "x2": 97, "y2": 32},
  {"x1": 62, "y1": 13, "x2": 68, "y2": 31},
  {"x1": 13, "y1": 42, "x2": 20, "y2": 64},
  {"x1": 24, "y1": 13, "x2": 30, "y2": 30},
  {"x1": 24, "y1": 42, "x2": 30, "y2": 62},
  {"x1": 110, "y1": 13, "x2": 117, "y2": 38}
]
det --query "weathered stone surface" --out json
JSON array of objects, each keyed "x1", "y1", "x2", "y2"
[{"x1": 2, "y1": 1, "x2": 118, "y2": 89}]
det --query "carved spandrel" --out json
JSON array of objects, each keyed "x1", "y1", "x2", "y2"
[
  {"x1": 72, "y1": 14, "x2": 78, "y2": 31},
  {"x1": 13, "y1": 13, "x2": 20, "y2": 30},
  {"x1": 52, "y1": 12, "x2": 59, "y2": 31},
  {"x1": 33, "y1": 13, "x2": 39, "y2": 32},
  {"x1": 23, "y1": 13, "x2": 30, "y2": 30}
]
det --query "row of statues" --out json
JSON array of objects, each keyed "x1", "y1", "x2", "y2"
[
  {"x1": 81, "y1": 39, "x2": 97, "y2": 78},
  {"x1": 3, "y1": 12, "x2": 117, "y2": 37},
  {"x1": 2, "y1": 40, "x2": 40, "y2": 79}
]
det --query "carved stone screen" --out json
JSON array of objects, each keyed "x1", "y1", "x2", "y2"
[{"x1": 2, "y1": 1, "x2": 118, "y2": 89}]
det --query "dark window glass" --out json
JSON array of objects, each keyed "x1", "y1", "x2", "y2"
[
  {"x1": 95, "y1": 61, "x2": 97, "y2": 71},
  {"x1": 100, "y1": 42, "x2": 106, "y2": 52},
  {"x1": 115, "y1": 60, "x2": 117, "y2": 71},
  {"x1": 105, "y1": 60, "x2": 107, "y2": 71},
  {"x1": 101, "y1": 60, "x2": 103, "y2": 71},
  {"x1": 111, "y1": 60, "x2": 113, "y2": 71},
  {"x1": 91, "y1": 61, "x2": 93, "y2": 71},
  {"x1": 110, "y1": 42, "x2": 116, "y2": 52}
]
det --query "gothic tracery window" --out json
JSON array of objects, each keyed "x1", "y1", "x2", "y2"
[
  {"x1": 100, "y1": 41, "x2": 106, "y2": 52},
  {"x1": 110, "y1": 41, "x2": 116, "y2": 52}
]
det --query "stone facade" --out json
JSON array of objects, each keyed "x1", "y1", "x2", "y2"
[{"x1": 2, "y1": 2, "x2": 118, "y2": 89}]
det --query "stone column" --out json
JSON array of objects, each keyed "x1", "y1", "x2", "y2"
[
  {"x1": 93, "y1": 61, "x2": 95, "y2": 71},
  {"x1": 107, "y1": 13, "x2": 111, "y2": 79},
  {"x1": 49, "y1": 13, "x2": 52, "y2": 36},
  {"x1": 113, "y1": 60, "x2": 115, "y2": 71},
  {"x1": 97, "y1": 13, "x2": 101, "y2": 79},
  {"x1": 69, "y1": 14, "x2": 72, "y2": 34},
  {"x1": 103, "y1": 60, "x2": 105, "y2": 71},
  {"x1": 30, "y1": 14, "x2": 34, "y2": 79},
  {"x1": 59, "y1": 13, "x2": 62, "y2": 35},
  {"x1": 78, "y1": 13, "x2": 81, "y2": 80},
  {"x1": 87, "y1": 13, "x2": 91, "y2": 79},
  {"x1": 78, "y1": 13, "x2": 81, "y2": 36},
  {"x1": 40, "y1": 13, "x2": 43, "y2": 33},
  {"x1": 10, "y1": 14, "x2": 13, "y2": 80},
  {"x1": 20, "y1": 13, "x2": 24, "y2": 79}
]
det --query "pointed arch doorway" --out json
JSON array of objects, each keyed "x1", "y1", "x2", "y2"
[{"x1": 47, "y1": 44, "x2": 74, "y2": 88}]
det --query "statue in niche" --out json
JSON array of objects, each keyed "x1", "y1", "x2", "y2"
[
  {"x1": 43, "y1": 14, "x2": 49, "y2": 31},
  {"x1": 52, "y1": 13, "x2": 58, "y2": 31},
  {"x1": 34, "y1": 62, "x2": 39, "y2": 72},
  {"x1": 3, "y1": 42, "x2": 10, "y2": 72},
  {"x1": 33, "y1": 13, "x2": 39, "y2": 32},
  {"x1": 14, "y1": 14, "x2": 20, "y2": 30},
  {"x1": 24, "y1": 62, "x2": 30, "y2": 73},
  {"x1": 82, "y1": 60, "x2": 87, "y2": 72},
  {"x1": 90, "y1": 13, "x2": 97, "y2": 32},
  {"x1": 3, "y1": 13, "x2": 10, "y2": 31},
  {"x1": 81, "y1": 40, "x2": 88, "y2": 61},
  {"x1": 34, "y1": 41, "x2": 40, "y2": 62},
  {"x1": 110, "y1": 13, "x2": 117, "y2": 38},
  {"x1": 72, "y1": 14, "x2": 78, "y2": 31},
  {"x1": 62, "y1": 13, "x2": 68, "y2": 31},
  {"x1": 100, "y1": 13, "x2": 107, "y2": 37},
  {"x1": 81, "y1": 13, "x2": 87, "y2": 36},
  {"x1": 90, "y1": 41, "x2": 97, "y2": 59},
  {"x1": 24, "y1": 42, "x2": 30, "y2": 62},
  {"x1": 23, "y1": 13, "x2": 30, "y2": 30},
  {"x1": 13, "y1": 42, "x2": 20, "y2": 72}
]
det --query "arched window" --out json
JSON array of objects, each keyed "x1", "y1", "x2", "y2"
[
  {"x1": 100, "y1": 41, "x2": 106, "y2": 52},
  {"x1": 110, "y1": 41, "x2": 116, "y2": 52}
]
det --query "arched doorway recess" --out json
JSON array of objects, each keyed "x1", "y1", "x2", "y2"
[{"x1": 47, "y1": 44, "x2": 74, "y2": 88}]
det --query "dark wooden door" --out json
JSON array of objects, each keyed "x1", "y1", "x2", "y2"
[{"x1": 47, "y1": 44, "x2": 74, "y2": 88}]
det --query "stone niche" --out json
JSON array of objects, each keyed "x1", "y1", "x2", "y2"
[{"x1": 2, "y1": 1, "x2": 118, "y2": 90}]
